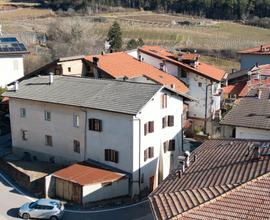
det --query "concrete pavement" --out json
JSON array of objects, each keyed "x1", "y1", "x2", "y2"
[{"x1": 0, "y1": 173, "x2": 154, "y2": 220}]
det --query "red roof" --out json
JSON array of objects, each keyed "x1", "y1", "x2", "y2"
[
  {"x1": 53, "y1": 163, "x2": 125, "y2": 186},
  {"x1": 238, "y1": 44, "x2": 270, "y2": 55},
  {"x1": 222, "y1": 82, "x2": 246, "y2": 96},
  {"x1": 85, "y1": 52, "x2": 189, "y2": 94},
  {"x1": 139, "y1": 46, "x2": 226, "y2": 81}
]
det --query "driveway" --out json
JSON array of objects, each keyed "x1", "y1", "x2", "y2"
[{"x1": 0, "y1": 172, "x2": 154, "y2": 220}]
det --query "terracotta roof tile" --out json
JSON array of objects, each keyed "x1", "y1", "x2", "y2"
[
  {"x1": 180, "y1": 173, "x2": 270, "y2": 220},
  {"x1": 238, "y1": 44, "x2": 270, "y2": 55},
  {"x1": 222, "y1": 82, "x2": 246, "y2": 96},
  {"x1": 149, "y1": 139, "x2": 270, "y2": 220},
  {"x1": 85, "y1": 52, "x2": 189, "y2": 94},
  {"x1": 139, "y1": 46, "x2": 226, "y2": 81},
  {"x1": 53, "y1": 163, "x2": 125, "y2": 186}
]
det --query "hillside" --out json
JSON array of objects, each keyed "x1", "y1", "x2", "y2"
[{"x1": 1, "y1": 6, "x2": 269, "y2": 72}]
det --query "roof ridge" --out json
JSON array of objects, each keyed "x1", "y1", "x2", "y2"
[{"x1": 42, "y1": 75, "x2": 163, "y2": 87}]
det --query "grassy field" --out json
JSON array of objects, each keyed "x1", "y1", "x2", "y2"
[{"x1": 0, "y1": 8, "x2": 268, "y2": 71}]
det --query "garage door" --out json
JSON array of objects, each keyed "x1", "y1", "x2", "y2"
[{"x1": 55, "y1": 178, "x2": 82, "y2": 204}]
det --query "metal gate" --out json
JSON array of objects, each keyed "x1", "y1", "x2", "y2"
[{"x1": 55, "y1": 178, "x2": 82, "y2": 204}]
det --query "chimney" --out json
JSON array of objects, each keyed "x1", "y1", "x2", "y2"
[
  {"x1": 253, "y1": 145, "x2": 261, "y2": 159},
  {"x1": 101, "y1": 51, "x2": 105, "y2": 55},
  {"x1": 138, "y1": 54, "x2": 142, "y2": 62},
  {"x1": 184, "y1": 151, "x2": 191, "y2": 167},
  {"x1": 171, "y1": 84, "x2": 176, "y2": 90},
  {"x1": 49, "y1": 72, "x2": 54, "y2": 85},
  {"x1": 93, "y1": 57, "x2": 99, "y2": 66},
  {"x1": 260, "y1": 45, "x2": 264, "y2": 52},
  {"x1": 258, "y1": 88, "x2": 263, "y2": 99},
  {"x1": 14, "y1": 81, "x2": 19, "y2": 92}
]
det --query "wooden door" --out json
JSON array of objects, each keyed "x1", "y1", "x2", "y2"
[
  {"x1": 149, "y1": 176, "x2": 155, "y2": 192},
  {"x1": 56, "y1": 178, "x2": 82, "y2": 204}
]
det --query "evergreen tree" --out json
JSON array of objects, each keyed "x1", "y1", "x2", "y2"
[
  {"x1": 126, "y1": 39, "x2": 138, "y2": 50},
  {"x1": 107, "y1": 21, "x2": 122, "y2": 52}
]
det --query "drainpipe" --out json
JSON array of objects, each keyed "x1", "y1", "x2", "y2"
[
  {"x1": 181, "y1": 113, "x2": 184, "y2": 153},
  {"x1": 133, "y1": 117, "x2": 141, "y2": 197},
  {"x1": 80, "y1": 108, "x2": 87, "y2": 161},
  {"x1": 204, "y1": 84, "x2": 212, "y2": 134}
]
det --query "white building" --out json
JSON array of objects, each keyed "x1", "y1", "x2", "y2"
[
  {"x1": 129, "y1": 46, "x2": 226, "y2": 133},
  {"x1": 238, "y1": 44, "x2": 270, "y2": 70},
  {"x1": 221, "y1": 86, "x2": 270, "y2": 140},
  {"x1": 0, "y1": 37, "x2": 28, "y2": 88},
  {"x1": 3, "y1": 75, "x2": 193, "y2": 201}
]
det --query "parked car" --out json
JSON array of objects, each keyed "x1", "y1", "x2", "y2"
[{"x1": 18, "y1": 198, "x2": 64, "y2": 220}]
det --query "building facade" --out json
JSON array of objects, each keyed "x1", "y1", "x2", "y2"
[
  {"x1": 0, "y1": 37, "x2": 28, "y2": 87},
  {"x1": 238, "y1": 44, "x2": 270, "y2": 70},
  {"x1": 4, "y1": 76, "x2": 192, "y2": 196},
  {"x1": 130, "y1": 46, "x2": 225, "y2": 134}
]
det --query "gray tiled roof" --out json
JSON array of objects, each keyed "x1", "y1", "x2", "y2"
[
  {"x1": 220, "y1": 87, "x2": 270, "y2": 130},
  {"x1": 181, "y1": 173, "x2": 270, "y2": 220},
  {"x1": 149, "y1": 139, "x2": 270, "y2": 220},
  {"x1": 3, "y1": 76, "x2": 163, "y2": 115}
]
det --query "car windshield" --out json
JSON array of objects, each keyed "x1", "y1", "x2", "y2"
[{"x1": 29, "y1": 202, "x2": 37, "y2": 209}]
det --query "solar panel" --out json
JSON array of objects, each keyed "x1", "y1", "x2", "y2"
[
  {"x1": 0, "y1": 37, "x2": 18, "y2": 43},
  {"x1": 0, "y1": 41, "x2": 28, "y2": 54}
]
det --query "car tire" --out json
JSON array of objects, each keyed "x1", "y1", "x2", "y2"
[
  {"x1": 50, "y1": 216, "x2": 59, "y2": 220},
  {"x1": 22, "y1": 213, "x2": 30, "y2": 219}
]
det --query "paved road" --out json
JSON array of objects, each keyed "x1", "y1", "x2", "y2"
[{"x1": 0, "y1": 173, "x2": 154, "y2": 220}]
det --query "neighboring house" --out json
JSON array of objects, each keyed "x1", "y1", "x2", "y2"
[
  {"x1": 84, "y1": 52, "x2": 189, "y2": 94},
  {"x1": 238, "y1": 44, "x2": 270, "y2": 70},
  {"x1": 148, "y1": 139, "x2": 270, "y2": 220},
  {"x1": 0, "y1": 37, "x2": 29, "y2": 88},
  {"x1": 221, "y1": 86, "x2": 270, "y2": 139},
  {"x1": 132, "y1": 46, "x2": 226, "y2": 134},
  {"x1": 3, "y1": 75, "x2": 193, "y2": 202},
  {"x1": 17, "y1": 55, "x2": 90, "y2": 83}
]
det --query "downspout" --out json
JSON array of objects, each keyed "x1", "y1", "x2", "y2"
[
  {"x1": 80, "y1": 108, "x2": 87, "y2": 161},
  {"x1": 133, "y1": 117, "x2": 141, "y2": 197},
  {"x1": 181, "y1": 112, "x2": 184, "y2": 153},
  {"x1": 204, "y1": 84, "x2": 212, "y2": 134}
]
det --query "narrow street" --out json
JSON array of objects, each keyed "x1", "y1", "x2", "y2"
[{"x1": 0, "y1": 173, "x2": 153, "y2": 220}]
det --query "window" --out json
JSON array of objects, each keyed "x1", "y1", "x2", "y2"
[
  {"x1": 163, "y1": 140, "x2": 175, "y2": 153},
  {"x1": 144, "y1": 121, "x2": 154, "y2": 135},
  {"x1": 44, "y1": 111, "x2": 51, "y2": 121},
  {"x1": 68, "y1": 67, "x2": 71, "y2": 72},
  {"x1": 105, "y1": 149, "x2": 119, "y2": 163},
  {"x1": 21, "y1": 130, "x2": 27, "y2": 141},
  {"x1": 198, "y1": 82, "x2": 202, "y2": 87},
  {"x1": 89, "y1": 118, "x2": 102, "y2": 132},
  {"x1": 45, "y1": 135, "x2": 53, "y2": 146},
  {"x1": 20, "y1": 108, "x2": 26, "y2": 118},
  {"x1": 161, "y1": 94, "x2": 168, "y2": 109},
  {"x1": 73, "y1": 114, "x2": 80, "y2": 128},
  {"x1": 181, "y1": 70, "x2": 187, "y2": 78},
  {"x1": 162, "y1": 115, "x2": 174, "y2": 128},
  {"x1": 144, "y1": 147, "x2": 154, "y2": 161},
  {"x1": 73, "y1": 140, "x2": 80, "y2": 153},
  {"x1": 168, "y1": 115, "x2": 174, "y2": 127}
]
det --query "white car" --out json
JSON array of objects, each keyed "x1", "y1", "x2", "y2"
[{"x1": 18, "y1": 198, "x2": 64, "y2": 220}]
